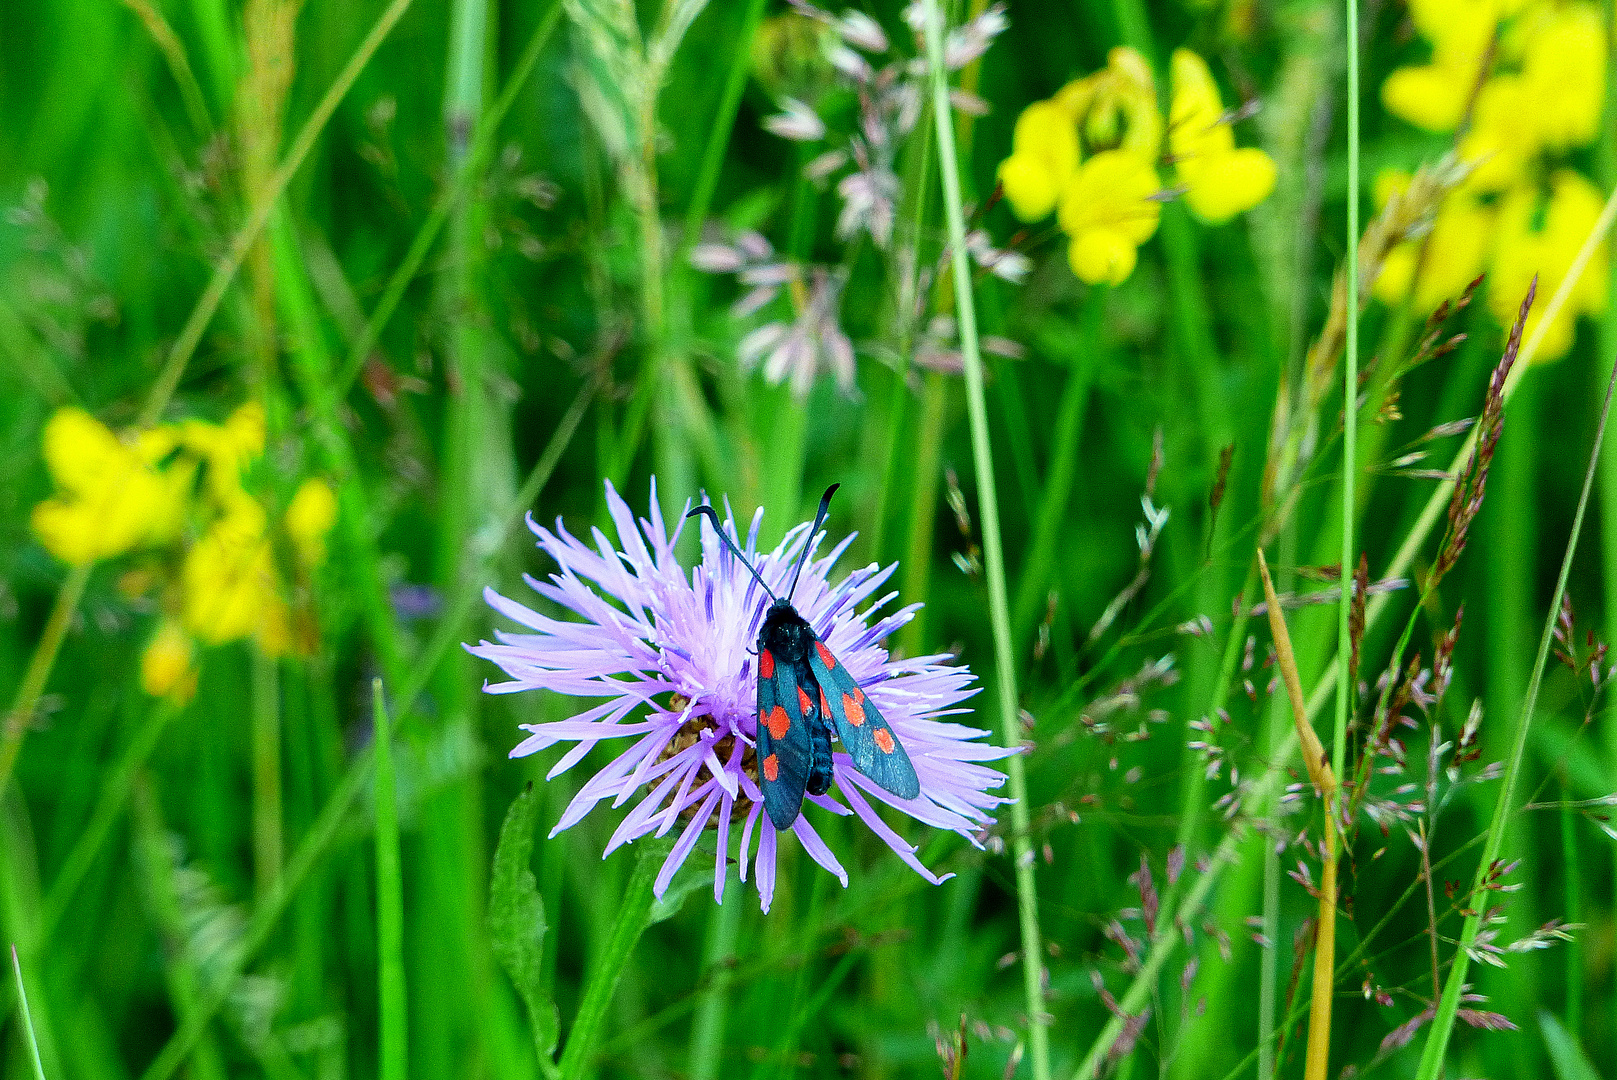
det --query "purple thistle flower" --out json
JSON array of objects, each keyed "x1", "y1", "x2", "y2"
[{"x1": 467, "y1": 479, "x2": 1015, "y2": 912}]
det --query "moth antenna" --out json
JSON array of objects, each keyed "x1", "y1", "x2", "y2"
[
  {"x1": 786, "y1": 483, "x2": 840, "y2": 603},
  {"x1": 685, "y1": 504, "x2": 778, "y2": 603}
]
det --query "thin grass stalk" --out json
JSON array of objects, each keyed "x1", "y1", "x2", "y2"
[
  {"x1": 134, "y1": 379, "x2": 591, "y2": 1080},
  {"x1": 1257, "y1": 551, "x2": 1338, "y2": 1080},
  {"x1": 1560, "y1": 784, "x2": 1582, "y2": 1035},
  {"x1": 1413, "y1": 358, "x2": 1617, "y2": 1077},
  {"x1": 140, "y1": 0, "x2": 415, "y2": 429},
  {"x1": 681, "y1": 0, "x2": 768, "y2": 249},
  {"x1": 252, "y1": 650, "x2": 283, "y2": 900},
  {"x1": 10, "y1": 944, "x2": 46, "y2": 1080},
  {"x1": 1336, "y1": 0, "x2": 1360, "y2": 787},
  {"x1": 0, "y1": 563, "x2": 90, "y2": 796},
  {"x1": 39, "y1": 699, "x2": 179, "y2": 940},
  {"x1": 898, "y1": 374, "x2": 948, "y2": 656},
  {"x1": 872, "y1": 105, "x2": 934, "y2": 563},
  {"x1": 1077, "y1": 182, "x2": 1617, "y2": 1078},
  {"x1": 334, "y1": 0, "x2": 562, "y2": 398},
  {"x1": 1598, "y1": 9, "x2": 1617, "y2": 1046},
  {"x1": 121, "y1": 0, "x2": 214, "y2": 136},
  {"x1": 373, "y1": 680, "x2": 408, "y2": 1080},
  {"x1": 919, "y1": 4, "x2": 1047, "y2": 1077}
]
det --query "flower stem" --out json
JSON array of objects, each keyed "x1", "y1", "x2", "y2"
[
  {"x1": 0, "y1": 562, "x2": 90, "y2": 796},
  {"x1": 1416, "y1": 358, "x2": 1617, "y2": 1076},
  {"x1": 687, "y1": 884, "x2": 743, "y2": 1080},
  {"x1": 919, "y1": 5, "x2": 1047, "y2": 1078},
  {"x1": 556, "y1": 839, "x2": 671, "y2": 1080},
  {"x1": 373, "y1": 679, "x2": 408, "y2": 1080}
]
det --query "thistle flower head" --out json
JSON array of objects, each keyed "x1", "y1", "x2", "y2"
[{"x1": 469, "y1": 480, "x2": 1015, "y2": 911}]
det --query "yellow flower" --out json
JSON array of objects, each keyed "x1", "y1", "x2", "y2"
[
  {"x1": 998, "y1": 100, "x2": 1081, "y2": 221},
  {"x1": 1167, "y1": 49, "x2": 1277, "y2": 223},
  {"x1": 286, "y1": 478, "x2": 339, "y2": 569},
  {"x1": 1057, "y1": 47, "x2": 1162, "y2": 161},
  {"x1": 1489, "y1": 169, "x2": 1609, "y2": 362},
  {"x1": 1381, "y1": 0, "x2": 1520, "y2": 132},
  {"x1": 1058, "y1": 151, "x2": 1162, "y2": 285},
  {"x1": 1518, "y1": 2, "x2": 1604, "y2": 151},
  {"x1": 180, "y1": 400, "x2": 266, "y2": 503},
  {"x1": 1371, "y1": 169, "x2": 1496, "y2": 310},
  {"x1": 182, "y1": 495, "x2": 293, "y2": 655},
  {"x1": 31, "y1": 408, "x2": 188, "y2": 565},
  {"x1": 1455, "y1": 75, "x2": 1536, "y2": 193},
  {"x1": 141, "y1": 619, "x2": 198, "y2": 702}
]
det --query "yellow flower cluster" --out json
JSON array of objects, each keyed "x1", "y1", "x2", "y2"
[
  {"x1": 997, "y1": 47, "x2": 1277, "y2": 285},
  {"x1": 31, "y1": 403, "x2": 338, "y2": 700},
  {"x1": 1377, "y1": 0, "x2": 1607, "y2": 360}
]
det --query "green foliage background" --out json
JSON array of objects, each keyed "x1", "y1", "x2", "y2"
[{"x1": 2, "y1": 0, "x2": 1615, "y2": 1077}]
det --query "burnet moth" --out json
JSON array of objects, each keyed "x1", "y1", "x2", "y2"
[{"x1": 686, "y1": 484, "x2": 920, "y2": 830}]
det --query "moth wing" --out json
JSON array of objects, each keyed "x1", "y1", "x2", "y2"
[
  {"x1": 757, "y1": 646, "x2": 813, "y2": 829},
  {"x1": 807, "y1": 639, "x2": 920, "y2": 799}
]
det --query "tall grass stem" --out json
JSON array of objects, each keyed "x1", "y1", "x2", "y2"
[
  {"x1": 373, "y1": 679, "x2": 408, "y2": 1080},
  {"x1": 1414, "y1": 359, "x2": 1617, "y2": 1075},
  {"x1": 681, "y1": 0, "x2": 768, "y2": 249},
  {"x1": 920, "y1": 4, "x2": 1047, "y2": 1077},
  {"x1": 1336, "y1": 0, "x2": 1360, "y2": 789},
  {"x1": 252, "y1": 650, "x2": 282, "y2": 900},
  {"x1": 0, "y1": 563, "x2": 90, "y2": 796}
]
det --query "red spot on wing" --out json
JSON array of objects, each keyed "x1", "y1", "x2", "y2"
[
  {"x1": 767, "y1": 706, "x2": 791, "y2": 740},
  {"x1": 843, "y1": 692, "x2": 866, "y2": 727},
  {"x1": 814, "y1": 640, "x2": 836, "y2": 669},
  {"x1": 763, "y1": 753, "x2": 780, "y2": 782},
  {"x1": 820, "y1": 689, "x2": 831, "y2": 716},
  {"x1": 758, "y1": 649, "x2": 775, "y2": 679},
  {"x1": 874, "y1": 728, "x2": 896, "y2": 754},
  {"x1": 798, "y1": 686, "x2": 814, "y2": 716},
  {"x1": 851, "y1": 686, "x2": 864, "y2": 704}
]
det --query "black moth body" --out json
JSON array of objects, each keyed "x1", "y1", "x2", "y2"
[{"x1": 687, "y1": 485, "x2": 921, "y2": 831}]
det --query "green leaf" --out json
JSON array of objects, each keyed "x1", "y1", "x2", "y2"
[
  {"x1": 649, "y1": 869, "x2": 713, "y2": 925},
  {"x1": 1541, "y1": 1013, "x2": 1605, "y2": 1080},
  {"x1": 490, "y1": 784, "x2": 561, "y2": 1077}
]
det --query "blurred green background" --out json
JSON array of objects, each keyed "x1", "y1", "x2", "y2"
[{"x1": 2, "y1": 0, "x2": 1616, "y2": 1078}]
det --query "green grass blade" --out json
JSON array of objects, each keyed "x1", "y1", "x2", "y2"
[
  {"x1": 918, "y1": 4, "x2": 1047, "y2": 1078},
  {"x1": 10, "y1": 944, "x2": 47, "y2": 1080},
  {"x1": 1540, "y1": 1012, "x2": 1604, "y2": 1080},
  {"x1": 1414, "y1": 357, "x2": 1617, "y2": 1080},
  {"x1": 373, "y1": 679, "x2": 407, "y2": 1080}
]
